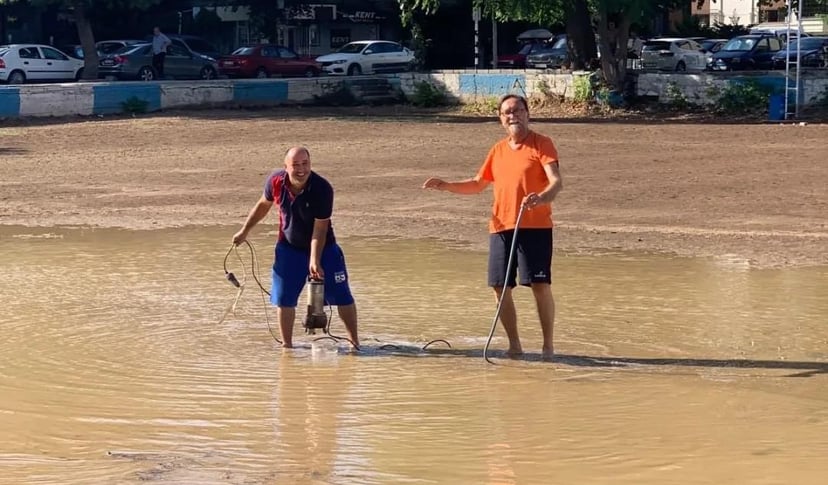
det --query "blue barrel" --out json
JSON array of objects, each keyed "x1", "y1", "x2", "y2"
[{"x1": 768, "y1": 94, "x2": 785, "y2": 121}]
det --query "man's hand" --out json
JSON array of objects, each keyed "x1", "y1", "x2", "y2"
[
  {"x1": 522, "y1": 192, "x2": 543, "y2": 209},
  {"x1": 309, "y1": 262, "x2": 324, "y2": 280},
  {"x1": 422, "y1": 177, "x2": 447, "y2": 190},
  {"x1": 232, "y1": 229, "x2": 248, "y2": 246}
]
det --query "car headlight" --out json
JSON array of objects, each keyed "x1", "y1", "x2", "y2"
[{"x1": 332, "y1": 59, "x2": 347, "y2": 64}]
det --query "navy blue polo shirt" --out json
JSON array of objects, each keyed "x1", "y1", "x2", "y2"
[{"x1": 263, "y1": 170, "x2": 336, "y2": 250}]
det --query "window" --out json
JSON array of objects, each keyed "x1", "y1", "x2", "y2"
[
  {"x1": 769, "y1": 38, "x2": 781, "y2": 51},
  {"x1": 262, "y1": 46, "x2": 278, "y2": 57},
  {"x1": 18, "y1": 47, "x2": 41, "y2": 59},
  {"x1": 278, "y1": 47, "x2": 297, "y2": 59},
  {"x1": 169, "y1": 45, "x2": 189, "y2": 57},
  {"x1": 42, "y1": 47, "x2": 68, "y2": 61},
  {"x1": 309, "y1": 24, "x2": 319, "y2": 47},
  {"x1": 755, "y1": 38, "x2": 769, "y2": 52}
]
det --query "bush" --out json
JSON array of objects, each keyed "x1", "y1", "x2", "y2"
[
  {"x1": 715, "y1": 80, "x2": 774, "y2": 115},
  {"x1": 409, "y1": 81, "x2": 446, "y2": 107},
  {"x1": 121, "y1": 96, "x2": 149, "y2": 114}
]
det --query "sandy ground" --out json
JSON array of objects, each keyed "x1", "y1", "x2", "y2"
[{"x1": 1, "y1": 106, "x2": 826, "y2": 268}]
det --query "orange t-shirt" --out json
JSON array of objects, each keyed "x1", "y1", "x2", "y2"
[{"x1": 476, "y1": 131, "x2": 559, "y2": 233}]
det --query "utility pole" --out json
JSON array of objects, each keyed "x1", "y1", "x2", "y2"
[{"x1": 473, "y1": 6, "x2": 481, "y2": 69}]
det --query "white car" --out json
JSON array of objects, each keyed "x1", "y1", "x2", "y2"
[
  {"x1": 640, "y1": 38, "x2": 708, "y2": 72},
  {"x1": 316, "y1": 40, "x2": 415, "y2": 76},
  {"x1": 0, "y1": 44, "x2": 84, "y2": 84}
]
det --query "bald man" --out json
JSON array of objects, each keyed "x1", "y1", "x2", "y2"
[{"x1": 233, "y1": 146, "x2": 359, "y2": 349}]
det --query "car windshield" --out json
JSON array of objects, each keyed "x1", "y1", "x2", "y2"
[
  {"x1": 518, "y1": 44, "x2": 534, "y2": 55},
  {"x1": 722, "y1": 37, "x2": 756, "y2": 51},
  {"x1": 337, "y1": 43, "x2": 366, "y2": 54},
  {"x1": 643, "y1": 41, "x2": 672, "y2": 51},
  {"x1": 232, "y1": 47, "x2": 256, "y2": 55}
]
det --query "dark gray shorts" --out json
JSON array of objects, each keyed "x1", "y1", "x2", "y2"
[{"x1": 488, "y1": 228, "x2": 553, "y2": 287}]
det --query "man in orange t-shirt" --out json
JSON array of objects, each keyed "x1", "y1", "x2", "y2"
[{"x1": 422, "y1": 94, "x2": 563, "y2": 359}]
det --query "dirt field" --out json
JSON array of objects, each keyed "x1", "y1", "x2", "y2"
[{"x1": 1, "y1": 106, "x2": 826, "y2": 268}]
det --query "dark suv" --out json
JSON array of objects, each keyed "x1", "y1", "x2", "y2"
[{"x1": 708, "y1": 34, "x2": 782, "y2": 71}]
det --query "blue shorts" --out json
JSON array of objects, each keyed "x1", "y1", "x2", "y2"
[{"x1": 271, "y1": 241, "x2": 355, "y2": 307}]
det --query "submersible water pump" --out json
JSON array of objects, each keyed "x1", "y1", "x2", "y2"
[{"x1": 303, "y1": 278, "x2": 328, "y2": 334}]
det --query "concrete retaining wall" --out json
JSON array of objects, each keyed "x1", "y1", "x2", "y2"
[
  {"x1": 637, "y1": 71, "x2": 828, "y2": 105},
  {"x1": 1, "y1": 70, "x2": 827, "y2": 119}
]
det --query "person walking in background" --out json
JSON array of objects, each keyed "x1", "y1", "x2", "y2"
[
  {"x1": 232, "y1": 146, "x2": 359, "y2": 350},
  {"x1": 422, "y1": 94, "x2": 563, "y2": 359},
  {"x1": 151, "y1": 27, "x2": 171, "y2": 79}
]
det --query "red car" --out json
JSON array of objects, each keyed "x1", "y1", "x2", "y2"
[
  {"x1": 218, "y1": 44, "x2": 321, "y2": 78},
  {"x1": 496, "y1": 42, "x2": 548, "y2": 68}
]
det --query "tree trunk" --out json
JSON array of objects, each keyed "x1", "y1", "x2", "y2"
[
  {"x1": 564, "y1": 0, "x2": 596, "y2": 70},
  {"x1": 595, "y1": 8, "x2": 631, "y2": 92},
  {"x1": 73, "y1": 1, "x2": 98, "y2": 81}
]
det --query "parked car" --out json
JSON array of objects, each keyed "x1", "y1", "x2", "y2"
[
  {"x1": 0, "y1": 44, "x2": 84, "y2": 84},
  {"x1": 68, "y1": 39, "x2": 144, "y2": 59},
  {"x1": 144, "y1": 34, "x2": 222, "y2": 61},
  {"x1": 640, "y1": 38, "x2": 707, "y2": 72},
  {"x1": 497, "y1": 41, "x2": 549, "y2": 68},
  {"x1": 218, "y1": 44, "x2": 321, "y2": 78},
  {"x1": 98, "y1": 43, "x2": 218, "y2": 81},
  {"x1": 316, "y1": 40, "x2": 414, "y2": 76},
  {"x1": 699, "y1": 38, "x2": 728, "y2": 68},
  {"x1": 525, "y1": 35, "x2": 568, "y2": 69},
  {"x1": 709, "y1": 34, "x2": 782, "y2": 71},
  {"x1": 772, "y1": 36, "x2": 828, "y2": 68}
]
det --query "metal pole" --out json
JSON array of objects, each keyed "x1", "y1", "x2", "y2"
[
  {"x1": 475, "y1": 21, "x2": 479, "y2": 69},
  {"x1": 473, "y1": 6, "x2": 481, "y2": 70},
  {"x1": 491, "y1": 16, "x2": 497, "y2": 69}
]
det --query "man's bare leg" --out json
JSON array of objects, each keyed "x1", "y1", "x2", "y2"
[
  {"x1": 531, "y1": 283, "x2": 555, "y2": 359},
  {"x1": 277, "y1": 306, "x2": 296, "y2": 348},
  {"x1": 336, "y1": 303, "x2": 360, "y2": 349},
  {"x1": 493, "y1": 286, "x2": 522, "y2": 356}
]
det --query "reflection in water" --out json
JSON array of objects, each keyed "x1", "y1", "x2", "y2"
[{"x1": 0, "y1": 226, "x2": 827, "y2": 484}]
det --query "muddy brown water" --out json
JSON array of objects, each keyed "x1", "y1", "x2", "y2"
[{"x1": 1, "y1": 226, "x2": 827, "y2": 484}]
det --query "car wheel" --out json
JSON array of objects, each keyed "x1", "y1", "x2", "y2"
[
  {"x1": 255, "y1": 67, "x2": 268, "y2": 78},
  {"x1": 347, "y1": 63, "x2": 362, "y2": 76},
  {"x1": 303, "y1": 67, "x2": 318, "y2": 78},
  {"x1": 75, "y1": 68, "x2": 84, "y2": 81},
  {"x1": 675, "y1": 61, "x2": 686, "y2": 72},
  {"x1": 138, "y1": 66, "x2": 155, "y2": 81},
  {"x1": 8, "y1": 70, "x2": 26, "y2": 84},
  {"x1": 200, "y1": 66, "x2": 217, "y2": 80}
]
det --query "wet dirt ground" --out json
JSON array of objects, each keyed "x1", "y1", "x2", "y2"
[{"x1": 1, "y1": 106, "x2": 826, "y2": 267}]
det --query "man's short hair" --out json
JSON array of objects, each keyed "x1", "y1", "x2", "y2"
[{"x1": 498, "y1": 94, "x2": 529, "y2": 115}]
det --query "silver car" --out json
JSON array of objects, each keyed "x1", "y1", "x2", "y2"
[{"x1": 640, "y1": 38, "x2": 708, "y2": 72}]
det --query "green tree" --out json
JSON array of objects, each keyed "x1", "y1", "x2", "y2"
[
  {"x1": 399, "y1": 0, "x2": 684, "y2": 91},
  {"x1": 0, "y1": 0, "x2": 160, "y2": 80}
]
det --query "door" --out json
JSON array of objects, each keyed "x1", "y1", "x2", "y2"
[
  {"x1": 40, "y1": 46, "x2": 76, "y2": 80},
  {"x1": 752, "y1": 38, "x2": 775, "y2": 69},
  {"x1": 165, "y1": 44, "x2": 191, "y2": 79},
  {"x1": 277, "y1": 46, "x2": 302, "y2": 76},
  {"x1": 17, "y1": 46, "x2": 47, "y2": 80},
  {"x1": 362, "y1": 42, "x2": 385, "y2": 73}
]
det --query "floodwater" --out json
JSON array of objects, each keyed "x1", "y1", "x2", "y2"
[{"x1": 1, "y1": 226, "x2": 827, "y2": 485}]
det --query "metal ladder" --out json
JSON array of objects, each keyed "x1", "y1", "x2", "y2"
[{"x1": 784, "y1": 0, "x2": 804, "y2": 120}]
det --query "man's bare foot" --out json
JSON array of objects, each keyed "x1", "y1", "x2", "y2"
[
  {"x1": 281, "y1": 342, "x2": 294, "y2": 349},
  {"x1": 541, "y1": 347, "x2": 554, "y2": 361},
  {"x1": 506, "y1": 347, "x2": 524, "y2": 358}
]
